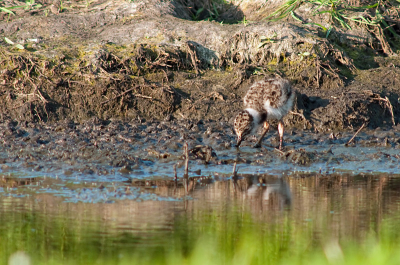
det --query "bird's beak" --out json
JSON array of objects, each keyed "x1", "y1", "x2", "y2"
[{"x1": 235, "y1": 136, "x2": 242, "y2": 147}]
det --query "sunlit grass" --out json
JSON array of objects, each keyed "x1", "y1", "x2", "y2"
[{"x1": 266, "y1": 0, "x2": 400, "y2": 53}]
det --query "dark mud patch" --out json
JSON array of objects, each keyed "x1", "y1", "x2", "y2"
[
  {"x1": 1, "y1": 1, "x2": 400, "y2": 131},
  {"x1": 1, "y1": 47, "x2": 399, "y2": 133}
]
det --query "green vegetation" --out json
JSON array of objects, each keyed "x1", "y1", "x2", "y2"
[
  {"x1": 267, "y1": 0, "x2": 400, "y2": 54},
  {"x1": 4, "y1": 37, "x2": 24, "y2": 50},
  {"x1": 180, "y1": 0, "x2": 243, "y2": 23},
  {"x1": 186, "y1": 0, "x2": 228, "y2": 21},
  {"x1": 0, "y1": 0, "x2": 41, "y2": 14},
  {"x1": 267, "y1": 0, "x2": 392, "y2": 30}
]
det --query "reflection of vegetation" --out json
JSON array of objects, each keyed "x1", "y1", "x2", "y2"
[
  {"x1": 2, "y1": 197, "x2": 400, "y2": 264},
  {"x1": 267, "y1": 0, "x2": 400, "y2": 54}
]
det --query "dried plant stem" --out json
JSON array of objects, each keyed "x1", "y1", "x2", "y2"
[
  {"x1": 385, "y1": 96, "x2": 395, "y2": 126},
  {"x1": 289, "y1": 111, "x2": 306, "y2": 120},
  {"x1": 101, "y1": 86, "x2": 152, "y2": 104},
  {"x1": 372, "y1": 96, "x2": 396, "y2": 126},
  {"x1": 25, "y1": 76, "x2": 48, "y2": 104},
  {"x1": 184, "y1": 142, "x2": 189, "y2": 176},
  {"x1": 173, "y1": 164, "x2": 177, "y2": 181},
  {"x1": 187, "y1": 42, "x2": 200, "y2": 76},
  {"x1": 232, "y1": 162, "x2": 237, "y2": 175},
  {"x1": 346, "y1": 123, "x2": 366, "y2": 146}
]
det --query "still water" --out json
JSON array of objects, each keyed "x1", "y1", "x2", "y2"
[{"x1": 2, "y1": 172, "x2": 400, "y2": 264}]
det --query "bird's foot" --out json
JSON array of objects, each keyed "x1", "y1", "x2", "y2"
[{"x1": 253, "y1": 143, "x2": 262, "y2": 148}]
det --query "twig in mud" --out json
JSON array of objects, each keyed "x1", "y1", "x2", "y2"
[
  {"x1": 289, "y1": 111, "x2": 305, "y2": 119},
  {"x1": 98, "y1": 66, "x2": 120, "y2": 81},
  {"x1": 290, "y1": 111, "x2": 308, "y2": 121},
  {"x1": 25, "y1": 76, "x2": 48, "y2": 104},
  {"x1": 289, "y1": 111, "x2": 312, "y2": 129},
  {"x1": 184, "y1": 142, "x2": 189, "y2": 176},
  {"x1": 186, "y1": 42, "x2": 200, "y2": 77},
  {"x1": 385, "y1": 96, "x2": 395, "y2": 126},
  {"x1": 371, "y1": 95, "x2": 396, "y2": 126},
  {"x1": 174, "y1": 164, "x2": 177, "y2": 181},
  {"x1": 231, "y1": 161, "x2": 239, "y2": 186},
  {"x1": 101, "y1": 86, "x2": 152, "y2": 104},
  {"x1": 118, "y1": 135, "x2": 132, "y2": 143},
  {"x1": 274, "y1": 148, "x2": 285, "y2": 155},
  {"x1": 315, "y1": 57, "x2": 321, "y2": 88},
  {"x1": 232, "y1": 162, "x2": 237, "y2": 176},
  {"x1": 345, "y1": 123, "x2": 366, "y2": 146},
  {"x1": 161, "y1": 69, "x2": 169, "y2": 84}
]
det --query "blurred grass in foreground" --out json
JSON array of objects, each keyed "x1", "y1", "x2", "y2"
[{"x1": 2, "y1": 206, "x2": 400, "y2": 265}]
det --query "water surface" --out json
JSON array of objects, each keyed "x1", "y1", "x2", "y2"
[
  {"x1": 2, "y1": 121, "x2": 400, "y2": 264},
  {"x1": 2, "y1": 171, "x2": 400, "y2": 264}
]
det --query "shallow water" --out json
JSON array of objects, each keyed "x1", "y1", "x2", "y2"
[
  {"x1": 1, "y1": 120, "x2": 400, "y2": 264},
  {"x1": 2, "y1": 172, "x2": 400, "y2": 264}
]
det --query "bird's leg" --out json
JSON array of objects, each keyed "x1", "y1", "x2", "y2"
[
  {"x1": 278, "y1": 120, "x2": 284, "y2": 150},
  {"x1": 253, "y1": 121, "x2": 269, "y2": 148},
  {"x1": 235, "y1": 136, "x2": 243, "y2": 148}
]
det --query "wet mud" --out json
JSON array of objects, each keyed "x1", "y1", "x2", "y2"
[
  {"x1": 1, "y1": 117, "x2": 400, "y2": 193},
  {"x1": 1, "y1": 0, "x2": 400, "y2": 196}
]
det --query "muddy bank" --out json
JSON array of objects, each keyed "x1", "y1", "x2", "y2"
[
  {"x1": 0, "y1": 0, "x2": 400, "y2": 131},
  {"x1": 1, "y1": 118, "x2": 400, "y2": 185}
]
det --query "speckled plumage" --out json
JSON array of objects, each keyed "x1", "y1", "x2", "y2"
[{"x1": 234, "y1": 77, "x2": 295, "y2": 148}]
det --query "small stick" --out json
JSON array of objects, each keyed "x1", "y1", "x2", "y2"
[
  {"x1": 231, "y1": 161, "x2": 239, "y2": 190},
  {"x1": 274, "y1": 148, "x2": 285, "y2": 155},
  {"x1": 232, "y1": 162, "x2": 237, "y2": 176},
  {"x1": 385, "y1": 96, "x2": 396, "y2": 126},
  {"x1": 372, "y1": 96, "x2": 396, "y2": 126},
  {"x1": 184, "y1": 142, "x2": 189, "y2": 176},
  {"x1": 101, "y1": 86, "x2": 152, "y2": 104},
  {"x1": 173, "y1": 164, "x2": 177, "y2": 181},
  {"x1": 289, "y1": 111, "x2": 306, "y2": 120},
  {"x1": 118, "y1": 135, "x2": 132, "y2": 143},
  {"x1": 26, "y1": 77, "x2": 48, "y2": 104},
  {"x1": 187, "y1": 42, "x2": 200, "y2": 77},
  {"x1": 345, "y1": 123, "x2": 366, "y2": 146}
]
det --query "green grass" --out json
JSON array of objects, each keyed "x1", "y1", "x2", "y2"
[
  {"x1": 266, "y1": 0, "x2": 400, "y2": 52},
  {"x1": 267, "y1": 0, "x2": 388, "y2": 28}
]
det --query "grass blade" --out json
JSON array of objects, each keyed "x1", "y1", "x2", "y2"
[
  {"x1": 15, "y1": 44, "x2": 24, "y2": 50},
  {"x1": 290, "y1": 11, "x2": 303, "y2": 23},
  {"x1": 4, "y1": 37, "x2": 14, "y2": 45},
  {"x1": 0, "y1": 7, "x2": 15, "y2": 14},
  {"x1": 266, "y1": 0, "x2": 302, "y2": 21},
  {"x1": 380, "y1": 19, "x2": 400, "y2": 39}
]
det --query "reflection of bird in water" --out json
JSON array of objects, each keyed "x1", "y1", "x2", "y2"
[
  {"x1": 234, "y1": 77, "x2": 295, "y2": 149},
  {"x1": 232, "y1": 174, "x2": 291, "y2": 209},
  {"x1": 263, "y1": 178, "x2": 291, "y2": 206}
]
